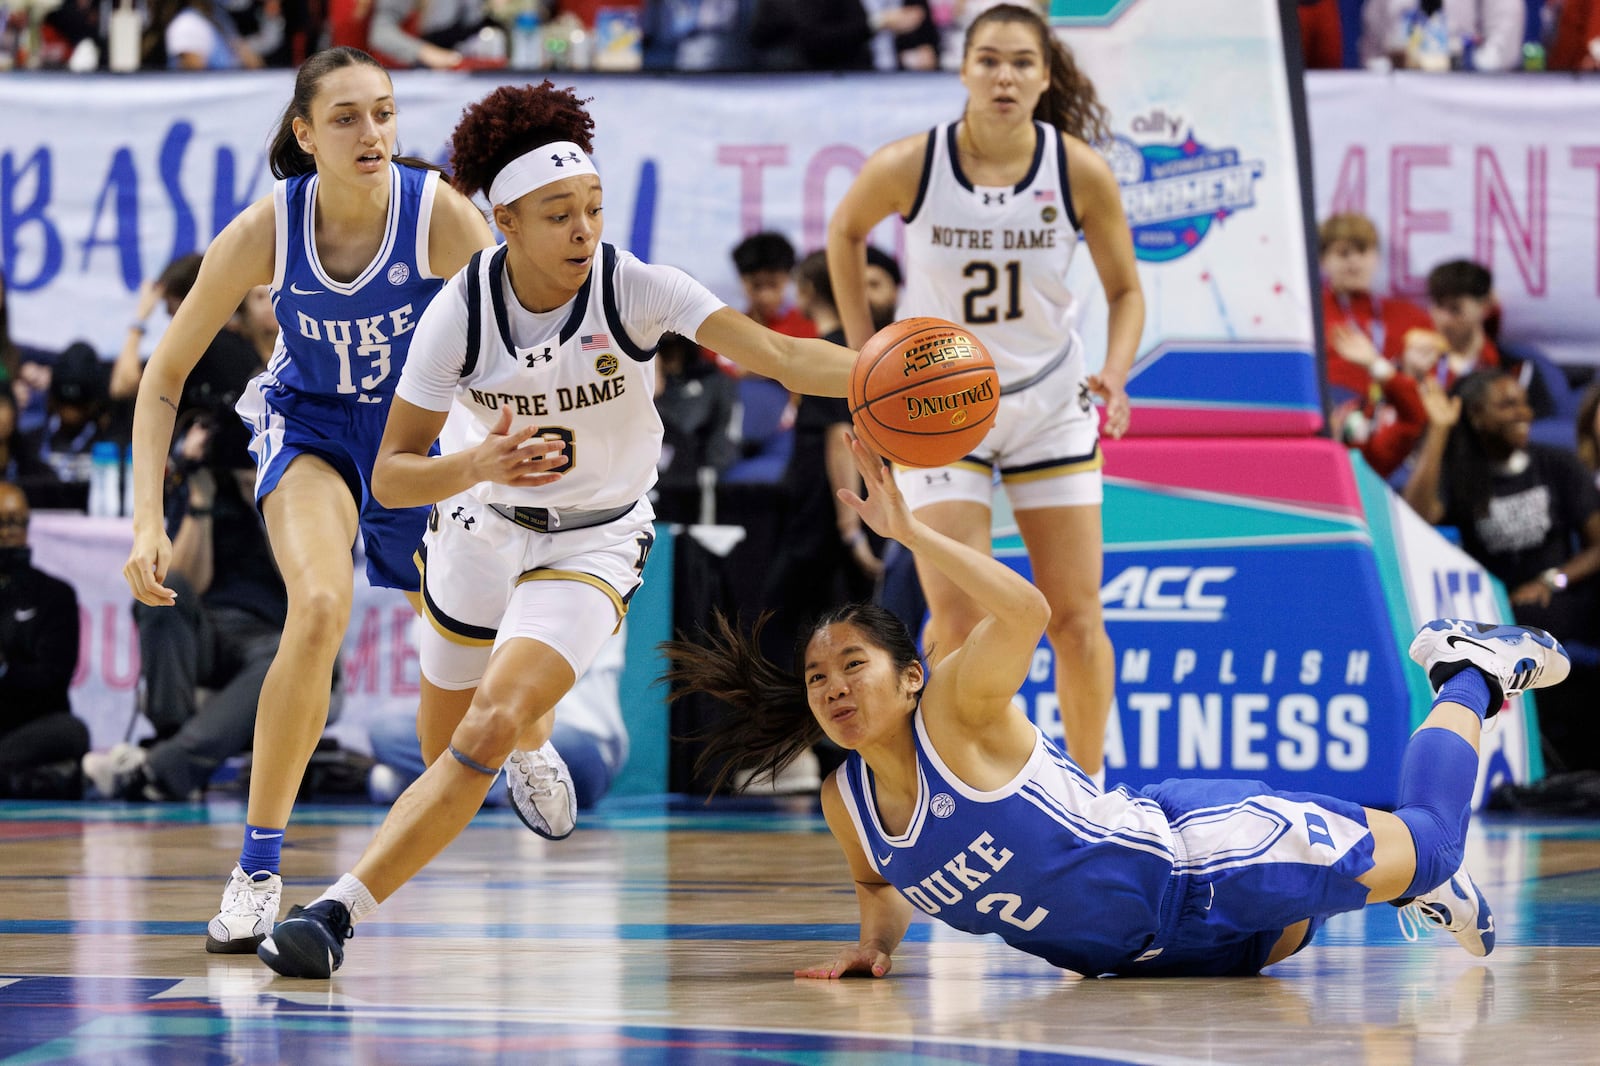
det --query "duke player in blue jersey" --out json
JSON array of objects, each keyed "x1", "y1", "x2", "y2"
[
  {"x1": 662, "y1": 435, "x2": 1570, "y2": 978},
  {"x1": 829, "y1": 4, "x2": 1144, "y2": 792},
  {"x1": 123, "y1": 47, "x2": 498, "y2": 954}
]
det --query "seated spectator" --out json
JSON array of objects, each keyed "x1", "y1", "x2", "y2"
[
  {"x1": 750, "y1": 0, "x2": 874, "y2": 69},
  {"x1": 112, "y1": 254, "x2": 270, "y2": 406},
  {"x1": 0, "y1": 481, "x2": 87, "y2": 800},
  {"x1": 1427, "y1": 258, "x2": 1501, "y2": 388},
  {"x1": 367, "y1": 0, "x2": 492, "y2": 68},
  {"x1": 1361, "y1": 0, "x2": 1528, "y2": 71},
  {"x1": 641, "y1": 0, "x2": 753, "y2": 70},
  {"x1": 1297, "y1": 0, "x2": 1346, "y2": 68},
  {"x1": 0, "y1": 390, "x2": 60, "y2": 507},
  {"x1": 83, "y1": 396, "x2": 283, "y2": 802},
  {"x1": 158, "y1": 0, "x2": 276, "y2": 67},
  {"x1": 653, "y1": 331, "x2": 738, "y2": 521},
  {"x1": 28, "y1": 342, "x2": 110, "y2": 491},
  {"x1": 82, "y1": 281, "x2": 276, "y2": 802},
  {"x1": 1320, "y1": 213, "x2": 1434, "y2": 366},
  {"x1": 1, "y1": 266, "x2": 56, "y2": 437},
  {"x1": 732, "y1": 231, "x2": 815, "y2": 344},
  {"x1": 367, "y1": 627, "x2": 630, "y2": 809},
  {"x1": 1403, "y1": 369, "x2": 1600, "y2": 769},
  {"x1": 1551, "y1": 0, "x2": 1600, "y2": 69}
]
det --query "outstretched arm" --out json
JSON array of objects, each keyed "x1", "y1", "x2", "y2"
[
  {"x1": 839, "y1": 436, "x2": 1048, "y2": 726},
  {"x1": 796, "y1": 774, "x2": 915, "y2": 980}
]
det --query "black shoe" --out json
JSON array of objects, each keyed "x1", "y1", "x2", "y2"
[{"x1": 257, "y1": 899, "x2": 353, "y2": 979}]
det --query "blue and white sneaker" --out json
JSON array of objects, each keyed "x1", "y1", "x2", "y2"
[
  {"x1": 1408, "y1": 619, "x2": 1570, "y2": 716},
  {"x1": 257, "y1": 899, "x2": 353, "y2": 979},
  {"x1": 1399, "y1": 867, "x2": 1496, "y2": 957}
]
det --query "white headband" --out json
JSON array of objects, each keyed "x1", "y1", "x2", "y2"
[{"x1": 488, "y1": 142, "x2": 598, "y2": 207}]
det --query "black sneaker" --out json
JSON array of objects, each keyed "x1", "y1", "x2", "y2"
[{"x1": 257, "y1": 899, "x2": 353, "y2": 979}]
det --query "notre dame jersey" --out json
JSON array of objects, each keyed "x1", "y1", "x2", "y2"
[
  {"x1": 900, "y1": 121, "x2": 1085, "y2": 390},
  {"x1": 396, "y1": 243, "x2": 724, "y2": 512}
]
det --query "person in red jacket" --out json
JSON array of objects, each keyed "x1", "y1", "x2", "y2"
[{"x1": 1320, "y1": 213, "x2": 1433, "y2": 478}]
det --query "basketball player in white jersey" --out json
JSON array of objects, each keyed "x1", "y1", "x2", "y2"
[
  {"x1": 828, "y1": 3, "x2": 1144, "y2": 789},
  {"x1": 123, "y1": 47, "x2": 498, "y2": 955},
  {"x1": 257, "y1": 82, "x2": 857, "y2": 978},
  {"x1": 664, "y1": 433, "x2": 1567, "y2": 977}
]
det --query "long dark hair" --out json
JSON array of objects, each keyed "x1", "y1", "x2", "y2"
[
  {"x1": 660, "y1": 604, "x2": 924, "y2": 795},
  {"x1": 1444, "y1": 369, "x2": 1516, "y2": 520},
  {"x1": 965, "y1": 4, "x2": 1110, "y2": 145},
  {"x1": 267, "y1": 47, "x2": 439, "y2": 179}
]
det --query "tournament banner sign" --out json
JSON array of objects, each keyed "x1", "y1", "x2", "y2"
[{"x1": 1007, "y1": 437, "x2": 1528, "y2": 808}]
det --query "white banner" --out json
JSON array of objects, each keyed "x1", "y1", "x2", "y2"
[
  {"x1": 28, "y1": 511, "x2": 414, "y2": 756},
  {"x1": 2, "y1": 16, "x2": 1315, "y2": 385},
  {"x1": 1305, "y1": 72, "x2": 1600, "y2": 367}
]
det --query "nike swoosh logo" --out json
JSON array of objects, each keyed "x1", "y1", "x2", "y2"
[
  {"x1": 15, "y1": 608, "x2": 37, "y2": 621},
  {"x1": 1445, "y1": 635, "x2": 1494, "y2": 654},
  {"x1": 289, "y1": 283, "x2": 324, "y2": 296},
  {"x1": 250, "y1": 830, "x2": 284, "y2": 840},
  {"x1": 877, "y1": 852, "x2": 893, "y2": 866}
]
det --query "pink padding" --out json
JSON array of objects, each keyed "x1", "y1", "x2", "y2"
[
  {"x1": 1102, "y1": 436, "x2": 1363, "y2": 516},
  {"x1": 1128, "y1": 406, "x2": 1325, "y2": 438}
]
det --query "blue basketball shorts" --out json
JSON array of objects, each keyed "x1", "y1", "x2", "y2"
[
  {"x1": 1116, "y1": 777, "x2": 1376, "y2": 977},
  {"x1": 237, "y1": 378, "x2": 430, "y2": 592}
]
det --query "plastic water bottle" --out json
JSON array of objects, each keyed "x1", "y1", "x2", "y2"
[
  {"x1": 88, "y1": 441, "x2": 121, "y2": 517},
  {"x1": 1523, "y1": 42, "x2": 1547, "y2": 71},
  {"x1": 510, "y1": 6, "x2": 543, "y2": 70}
]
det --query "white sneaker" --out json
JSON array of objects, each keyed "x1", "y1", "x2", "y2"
[
  {"x1": 206, "y1": 864, "x2": 282, "y2": 954},
  {"x1": 504, "y1": 743, "x2": 577, "y2": 840},
  {"x1": 1408, "y1": 619, "x2": 1570, "y2": 715},
  {"x1": 81, "y1": 743, "x2": 149, "y2": 800},
  {"x1": 1398, "y1": 866, "x2": 1496, "y2": 957}
]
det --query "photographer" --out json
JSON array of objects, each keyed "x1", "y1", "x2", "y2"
[{"x1": 84, "y1": 306, "x2": 284, "y2": 801}]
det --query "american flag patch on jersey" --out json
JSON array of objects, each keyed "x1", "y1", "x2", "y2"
[
  {"x1": 580, "y1": 333, "x2": 611, "y2": 351},
  {"x1": 1034, "y1": 188, "x2": 1056, "y2": 202}
]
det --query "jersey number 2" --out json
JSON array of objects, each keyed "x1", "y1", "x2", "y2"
[{"x1": 962, "y1": 260, "x2": 1022, "y2": 325}]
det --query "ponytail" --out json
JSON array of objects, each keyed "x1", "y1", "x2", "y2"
[{"x1": 659, "y1": 612, "x2": 821, "y2": 796}]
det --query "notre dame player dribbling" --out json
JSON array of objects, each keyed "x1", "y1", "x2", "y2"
[
  {"x1": 828, "y1": 3, "x2": 1145, "y2": 791},
  {"x1": 257, "y1": 81, "x2": 858, "y2": 978}
]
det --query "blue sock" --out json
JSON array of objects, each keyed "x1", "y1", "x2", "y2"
[
  {"x1": 1393, "y1": 727, "x2": 1479, "y2": 898},
  {"x1": 239, "y1": 824, "x2": 285, "y2": 877},
  {"x1": 1434, "y1": 667, "x2": 1493, "y2": 720}
]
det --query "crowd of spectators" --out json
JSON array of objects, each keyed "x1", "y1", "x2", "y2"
[{"x1": 1318, "y1": 208, "x2": 1600, "y2": 773}]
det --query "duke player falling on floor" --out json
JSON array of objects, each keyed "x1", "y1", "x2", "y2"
[
  {"x1": 122, "y1": 47, "x2": 507, "y2": 954},
  {"x1": 828, "y1": 4, "x2": 1144, "y2": 791},
  {"x1": 663, "y1": 435, "x2": 1569, "y2": 978},
  {"x1": 256, "y1": 82, "x2": 857, "y2": 978}
]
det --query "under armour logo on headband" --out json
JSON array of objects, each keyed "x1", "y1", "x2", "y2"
[{"x1": 552, "y1": 151, "x2": 581, "y2": 167}]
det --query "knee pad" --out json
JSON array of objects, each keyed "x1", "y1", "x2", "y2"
[{"x1": 1393, "y1": 804, "x2": 1465, "y2": 898}]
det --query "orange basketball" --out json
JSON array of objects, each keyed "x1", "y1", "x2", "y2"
[{"x1": 848, "y1": 317, "x2": 999, "y2": 468}]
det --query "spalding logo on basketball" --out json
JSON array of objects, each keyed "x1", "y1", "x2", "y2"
[{"x1": 849, "y1": 317, "x2": 999, "y2": 468}]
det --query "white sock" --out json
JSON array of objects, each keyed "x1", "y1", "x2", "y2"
[
  {"x1": 316, "y1": 873, "x2": 379, "y2": 924},
  {"x1": 1090, "y1": 767, "x2": 1106, "y2": 792}
]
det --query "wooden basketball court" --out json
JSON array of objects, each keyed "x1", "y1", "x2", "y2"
[{"x1": 3, "y1": 797, "x2": 1599, "y2": 1064}]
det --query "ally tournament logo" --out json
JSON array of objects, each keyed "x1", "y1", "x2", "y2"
[{"x1": 1104, "y1": 109, "x2": 1264, "y2": 263}]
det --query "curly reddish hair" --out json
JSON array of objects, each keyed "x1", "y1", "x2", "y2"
[{"x1": 449, "y1": 82, "x2": 597, "y2": 200}]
